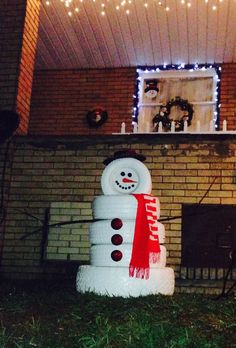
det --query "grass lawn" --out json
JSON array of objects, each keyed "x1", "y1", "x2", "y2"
[{"x1": 0, "y1": 280, "x2": 236, "y2": 348}]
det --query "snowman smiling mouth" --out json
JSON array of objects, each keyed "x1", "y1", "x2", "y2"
[{"x1": 115, "y1": 172, "x2": 138, "y2": 191}]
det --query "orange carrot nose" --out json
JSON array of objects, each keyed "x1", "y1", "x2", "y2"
[{"x1": 122, "y1": 178, "x2": 137, "y2": 183}]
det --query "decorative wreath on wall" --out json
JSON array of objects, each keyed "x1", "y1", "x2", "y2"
[
  {"x1": 152, "y1": 96, "x2": 194, "y2": 132},
  {"x1": 86, "y1": 108, "x2": 108, "y2": 128}
]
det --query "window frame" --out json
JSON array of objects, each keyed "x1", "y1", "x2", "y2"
[{"x1": 134, "y1": 65, "x2": 221, "y2": 132}]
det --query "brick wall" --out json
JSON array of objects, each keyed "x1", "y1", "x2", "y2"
[
  {"x1": 0, "y1": 143, "x2": 14, "y2": 262},
  {"x1": 47, "y1": 202, "x2": 91, "y2": 262},
  {"x1": 0, "y1": 0, "x2": 41, "y2": 135},
  {"x1": 29, "y1": 68, "x2": 135, "y2": 135},
  {"x1": 1, "y1": 137, "x2": 236, "y2": 294},
  {"x1": 0, "y1": 1, "x2": 26, "y2": 111},
  {"x1": 29, "y1": 64, "x2": 236, "y2": 134},
  {"x1": 219, "y1": 64, "x2": 236, "y2": 130}
]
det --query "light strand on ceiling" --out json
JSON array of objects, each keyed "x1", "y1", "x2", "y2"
[{"x1": 45, "y1": 0, "x2": 225, "y2": 17}]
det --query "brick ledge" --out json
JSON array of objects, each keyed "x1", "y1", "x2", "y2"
[{"x1": 13, "y1": 133, "x2": 236, "y2": 149}]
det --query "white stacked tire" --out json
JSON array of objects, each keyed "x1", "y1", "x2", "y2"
[
  {"x1": 101, "y1": 158, "x2": 152, "y2": 195},
  {"x1": 76, "y1": 195, "x2": 175, "y2": 297},
  {"x1": 77, "y1": 266, "x2": 175, "y2": 297},
  {"x1": 89, "y1": 220, "x2": 165, "y2": 245},
  {"x1": 93, "y1": 195, "x2": 161, "y2": 220}
]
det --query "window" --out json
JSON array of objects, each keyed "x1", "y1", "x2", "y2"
[{"x1": 136, "y1": 66, "x2": 220, "y2": 133}]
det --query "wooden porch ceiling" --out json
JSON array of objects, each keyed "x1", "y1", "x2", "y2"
[{"x1": 35, "y1": 0, "x2": 236, "y2": 69}]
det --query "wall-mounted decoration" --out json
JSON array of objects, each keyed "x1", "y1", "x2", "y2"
[
  {"x1": 86, "y1": 108, "x2": 108, "y2": 128},
  {"x1": 152, "y1": 96, "x2": 194, "y2": 132},
  {"x1": 144, "y1": 79, "x2": 159, "y2": 99},
  {"x1": 134, "y1": 65, "x2": 221, "y2": 133}
]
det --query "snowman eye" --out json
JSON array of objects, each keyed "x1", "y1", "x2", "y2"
[
  {"x1": 128, "y1": 173, "x2": 132, "y2": 177},
  {"x1": 120, "y1": 172, "x2": 125, "y2": 176}
]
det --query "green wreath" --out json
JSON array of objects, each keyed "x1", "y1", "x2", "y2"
[{"x1": 152, "y1": 96, "x2": 194, "y2": 132}]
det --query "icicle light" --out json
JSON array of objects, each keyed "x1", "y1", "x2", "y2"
[{"x1": 45, "y1": 0, "x2": 225, "y2": 17}]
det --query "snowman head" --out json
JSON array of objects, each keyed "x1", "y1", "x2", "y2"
[
  {"x1": 144, "y1": 79, "x2": 159, "y2": 100},
  {"x1": 145, "y1": 89, "x2": 158, "y2": 99},
  {"x1": 101, "y1": 151, "x2": 152, "y2": 195}
]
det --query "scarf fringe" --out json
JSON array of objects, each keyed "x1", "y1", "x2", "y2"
[
  {"x1": 129, "y1": 265, "x2": 150, "y2": 280},
  {"x1": 149, "y1": 252, "x2": 160, "y2": 264}
]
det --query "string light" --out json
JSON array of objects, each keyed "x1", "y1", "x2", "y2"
[
  {"x1": 133, "y1": 64, "x2": 221, "y2": 127},
  {"x1": 44, "y1": 0, "x2": 224, "y2": 17}
]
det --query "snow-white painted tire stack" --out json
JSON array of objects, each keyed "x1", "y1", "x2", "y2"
[
  {"x1": 92, "y1": 195, "x2": 161, "y2": 220},
  {"x1": 76, "y1": 157, "x2": 175, "y2": 297},
  {"x1": 89, "y1": 220, "x2": 165, "y2": 244},
  {"x1": 101, "y1": 158, "x2": 152, "y2": 195}
]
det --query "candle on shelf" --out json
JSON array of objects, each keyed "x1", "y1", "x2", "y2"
[
  {"x1": 223, "y1": 120, "x2": 227, "y2": 132},
  {"x1": 145, "y1": 122, "x2": 150, "y2": 133},
  {"x1": 171, "y1": 121, "x2": 175, "y2": 133},
  {"x1": 209, "y1": 120, "x2": 215, "y2": 132},
  {"x1": 158, "y1": 121, "x2": 163, "y2": 133},
  {"x1": 196, "y1": 120, "x2": 200, "y2": 132},
  {"x1": 133, "y1": 122, "x2": 138, "y2": 133},
  {"x1": 121, "y1": 122, "x2": 126, "y2": 134},
  {"x1": 183, "y1": 120, "x2": 188, "y2": 132}
]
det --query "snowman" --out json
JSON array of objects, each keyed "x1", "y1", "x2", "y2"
[
  {"x1": 144, "y1": 79, "x2": 159, "y2": 99},
  {"x1": 76, "y1": 149, "x2": 175, "y2": 297}
]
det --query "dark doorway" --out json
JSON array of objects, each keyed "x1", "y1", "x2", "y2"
[{"x1": 181, "y1": 204, "x2": 236, "y2": 268}]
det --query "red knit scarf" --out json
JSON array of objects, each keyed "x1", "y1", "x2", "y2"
[{"x1": 129, "y1": 194, "x2": 161, "y2": 280}]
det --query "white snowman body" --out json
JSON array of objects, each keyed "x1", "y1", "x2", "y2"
[{"x1": 76, "y1": 157, "x2": 175, "y2": 297}]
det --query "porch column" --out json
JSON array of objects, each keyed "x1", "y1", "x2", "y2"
[{"x1": 0, "y1": 0, "x2": 41, "y2": 134}]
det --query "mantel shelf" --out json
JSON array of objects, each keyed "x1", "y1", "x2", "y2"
[{"x1": 12, "y1": 132, "x2": 236, "y2": 149}]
